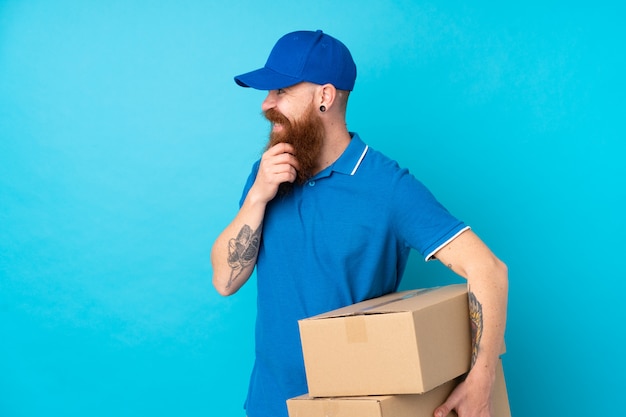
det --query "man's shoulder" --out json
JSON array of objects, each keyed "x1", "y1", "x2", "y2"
[{"x1": 359, "y1": 144, "x2": 409, "y2": 180}]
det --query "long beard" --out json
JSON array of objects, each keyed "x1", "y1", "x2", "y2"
[{"x1": 264, "y1": 105, "x2": 324, "y2": 187}]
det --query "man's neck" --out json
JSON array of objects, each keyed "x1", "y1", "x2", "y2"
[{"x1": 315, "y1": 127, "x2": 352, "y2": 174}]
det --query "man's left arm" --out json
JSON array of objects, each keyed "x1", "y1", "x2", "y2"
[{"x1": 432, "y1": 229, "x2": 508, "y2": 417}]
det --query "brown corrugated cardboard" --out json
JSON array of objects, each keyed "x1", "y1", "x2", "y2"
[
  {"x1": 287, "y1": 379, "x2": 457, "y2": 417},
  {"x1": 298, "y1": 284, "x2": 472, "y2": 397},
  {"x1": 492, "y1": 360, "x2": 511, "y2": 417},
  {"x1": 287, "y1": 360, "x2": 511, "y2": 417}
]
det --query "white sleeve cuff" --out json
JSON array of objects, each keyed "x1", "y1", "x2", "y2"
[{"x1": 425, "y1": 226, "x2": 471, "y2": 261}]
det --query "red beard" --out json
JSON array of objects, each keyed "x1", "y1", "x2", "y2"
[{"x1": 264, "y1": 105, "x2": 324, "y2": 186}]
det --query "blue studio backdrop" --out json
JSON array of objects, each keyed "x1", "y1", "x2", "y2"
[{"x1": 1, "y1": 1, "x2": 624, "y2": 416}]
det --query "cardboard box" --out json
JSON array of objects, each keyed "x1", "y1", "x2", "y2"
[
  {"x1": 287, "y1": 360, "x2": 511, "y2": 417},
  {"x1": 492, "y1": 360, "x2": 511, "y2": 417},
  {"x1": 287, "y1": 379, "x2": 456, "y2": 417},
  {"x1": 298, "y1": 284, "x2": 472, "y2": 397}
]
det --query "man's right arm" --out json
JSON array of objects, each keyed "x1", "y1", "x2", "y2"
[
  {"x1": 211, "y1": 196, "x2": 267, "y2": 296},
  {"x1": 211, "y1": 142, "x2": 299, "y2": 296}
]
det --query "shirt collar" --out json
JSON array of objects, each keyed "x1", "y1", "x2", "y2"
[{"x1": 313, "y1": 132, "x2": 369, "y2": 179}]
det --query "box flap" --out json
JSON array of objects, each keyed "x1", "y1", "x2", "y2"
[
  {"x1": 287, "y1": 394, "x2": 388, "y2": 417},
  {"x1": 302, "y1": 284, "x2": 467, "y2": 320},
  {"x1": 289, "y1": 394, "x2": 392, "y2": 402}
]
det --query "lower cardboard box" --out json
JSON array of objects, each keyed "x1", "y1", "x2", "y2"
[
  {"x1": 287, "y1": 359, "x2": 510, "y2": 417},
  {"x1": 287, "y1": 379, "x2": 456, "y2": 417}
]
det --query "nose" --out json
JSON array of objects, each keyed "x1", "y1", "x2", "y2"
[{"x1": 261, "y1": 91, "x2": 275, "y2": 112}]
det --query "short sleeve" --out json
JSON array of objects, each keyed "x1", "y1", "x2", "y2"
[
  {"x1": 239, "y1": 160, "x2": 261, "y2": 208},
  {"x1": 390, "y1": 168, "x2": 468, "y2": 261}
]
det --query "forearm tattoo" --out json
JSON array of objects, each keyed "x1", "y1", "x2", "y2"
[
  {"x1": 468, "y1": 287, "x2": 484, "y2": 367},
  {"x1": 226, "y1": 225, "x2": 260, "y2": 289}
]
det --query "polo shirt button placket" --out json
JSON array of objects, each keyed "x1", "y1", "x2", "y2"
[{"x1": 308, "y1": 180, "x2": 316, "y2": 187}]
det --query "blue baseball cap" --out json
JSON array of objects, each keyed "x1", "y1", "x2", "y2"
[{"x1": 234, "y1": 30, "x2": 357, "y2": 91}]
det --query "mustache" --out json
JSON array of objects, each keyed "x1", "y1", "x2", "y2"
[{"x1": 263, "y1": 108, "x2": 290, "y2": 125}]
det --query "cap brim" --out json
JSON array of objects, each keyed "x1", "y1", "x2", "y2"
[{"x1": 234, "y1": 67, "x2": 302, "y2": 90}]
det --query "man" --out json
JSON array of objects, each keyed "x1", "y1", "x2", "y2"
[{"x1": 211, "y1": 30, "x2": 508, "y2": 417}]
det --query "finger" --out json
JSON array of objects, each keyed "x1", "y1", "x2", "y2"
[
  {"x1": 270, "y1": 161, "x2": 297, "y2": 176},
  {"x1": 262, "y1": 157, "x2": 300, "y2": 177},
  {"x1": 433, "y1": 404, "x2": 452, "y2": 417},
  {"x1": 434, "y1": 394, "x2": 459, "y2": 417},
  {"x1": 261, "y1": 161, "x2": 297, "y2": 185},
  {"x1": 267, "y1": 142, "x2": 295, "y2": 156},
  {"x1": 276, "y1": 171, "x2": 297, "y2": 184},
  {"x1": 272, "y1": 151, "x2": 299, "y2": 167},
  {"x1": 262, "y1": 145, "x2": 299, "y2": 168}
]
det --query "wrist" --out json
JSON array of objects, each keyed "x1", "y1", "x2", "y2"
[{"x1": 468, "y1": 357, "x2": 497, "y2": 385}]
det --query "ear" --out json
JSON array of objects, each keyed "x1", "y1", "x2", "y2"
[{"x1": 318, "y1": 84, "x2": 337, "y2": 110}]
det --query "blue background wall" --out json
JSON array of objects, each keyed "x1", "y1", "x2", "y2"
[{"x1": 1, "y1": 1, "x2": 624, "y2": 416}]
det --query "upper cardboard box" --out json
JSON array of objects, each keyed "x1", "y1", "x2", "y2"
[
  {"x1": 308, "y1": 285, "x2": 465, "y2": 319},
  {"x1": 299, "y1": 284, "x2": 473, "y2": 397}
]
